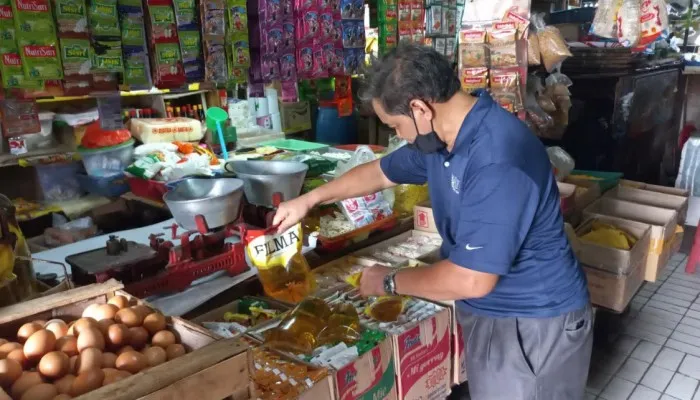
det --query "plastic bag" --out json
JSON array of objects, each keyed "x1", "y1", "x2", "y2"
[
  {"x1": 532, "y1": 13, "x2": 572, "y2": 72},
  {"x1": 546, "y1": 146, "x2": 575, "y2": 181},
  {"x1": 80, "y1": 121, "x2": 132, "y2": 148},
  {"x1": 527, "y1": 30, "x2": 541, "y2": 66},
  {"x1": 524, "y1": 76, "x2": 554, "y2": 137},
  {"x1": 639, "y1": 0, "x2": 668, "y2": 46},
  {"x1": 545, "y1": 72, "x2": 573, "y2": 138},
  {"x1": 618, "y1": 0, "x2": 641, "y2": 47},
  {"x1": 591, "y1": 0, "x2": 621, "y2": 39}
]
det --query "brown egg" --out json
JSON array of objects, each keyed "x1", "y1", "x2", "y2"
[
  {"x1": 0, "y1": 342, "x2": 22, "y2": 358},
  {"x1": 44, "y1": 320, "x2": 68, "y2": 339},
  {"x1": 76, "y1": 328, "x2": 105, "y2": 352},
  {"x1": 131, "y1": 305, "x2": 152, "y2": 320},
  {"x1": 24, "y1": 330, "x2": 56, "y2": 362},
  {"x1": 151, "y1": 331, "x2": 176, "y2": 349},
  {"x1": 141, "y1": 347, "x2": 167, "y2": 367},
  {"x1": 0, "y1": 339, "x2": 8, "y2": 347},
  {"x1": 75, "y1": 348, "x2": 102, "y2": 375},
  {"x1": 128, "y1": 327, "x2": 148, "y2": 349},
  {"x1": 101, "y1": 353, "x2": 117, "y2": 369},
  {"x1": 20, "y1": 382, "x2": 57, "y2": 400},
  {"x1": 165, "y1": 344, "x2": 186, "y2": 360},
  {"x1": 141, "y1": 313, "x2": 166, "y2": 335},
  {"x1": 11, "y1": 371, "x2": 45, "y2": 399},
  {"x1": 54, "y1": 337, "x2": 78, "y2": 357},
  {"x1": 108, "y1": 295, "x2": 129, "y2": 309},
  {"x1": 114, "y1": 309, "x2": 142, "y2": 328},
  {"x1": 53, "y1": 374, "x2": 75, "y2": 394},
  {"x1": 115, "y1": 351, "x2": 147, "y2": 374},
  {"x1": 38, "y1": 352, "x2": 69, "y2": 379},
  {"x1": 93, "y1": 305, "x2": 119, "y2": 322},
  {"x1": 71, "y1": 318, "x2": 98, "y2": 336},
  {"x1": 96, "y1": 319, "x2": 115, "y2": 336},
  {"x1": 0, "y1": 359, "x2": 22, "y2": 388},
  {"x1": 53, "y1": 394, "x2": 72, "y2": 400},
  {"x1": 116, "y1": 346, "x2": 134, "y2": 355},
  {"x1": 81, "y1": 304, "x2": 100, "y2": 320},
  {"x1": 7, "y1": 349, "x2": 30, "y2": 369},
  {"x1": 68, "y1": 356, "x2": 78, "y2": 375},
  {"x1": 70, "y1": 369, "x2": 104, "y2": 396},
  {"x1": 32, "y1": 320, "x2": 46, "y2": 327},
  {"x1": 102, "y1": 368, "x2": 131, "y2": 385},
  {"x1": 17, "y1": 323, "x2": 43, "y2": 344},
  {"x1": 106, "y1": 324, "x2": 129, "y2": 349}
]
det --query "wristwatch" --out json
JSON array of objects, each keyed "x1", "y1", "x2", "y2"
[{"x1": 383, "y1": 270, "x2": 398, "y2": 296}]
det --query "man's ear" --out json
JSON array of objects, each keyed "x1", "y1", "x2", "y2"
[{"x1": 409, "y1": 99, "x2": 433, "y2": 120}]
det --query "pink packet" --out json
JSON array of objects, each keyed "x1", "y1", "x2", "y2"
[
  {"x1": 332, "y1": 19, "x2": 343, "y2": 46},
  {"x1": 362, "y1": 192, "x2": 393, "y2": 220},
  {"x1": 262, "y1": 56, "x2": 280, "y2": 81},
  {"x1": 311, "y1": 45, "x2": 327, "y2": 78},
  {"x1": 280, "y1": 81, "x2": 299, "y2": 102},
  {"x1": 296, "y1": 45, "x2": 313, "y2": 77},
  {"x1": 330, "y1": 45, "x2": 344, "y2": 75},
  {"x1": 279, "y1": 52, "x2": 297, "y2": 81},
  {"x1": 266, "y1": 0, "x2": 283, "y2": 23},
  {"x1": 320, "y1": 12, "x2": 333, "y2": 41},
  {"x1": 301, "y1": 11, "x2": 319, "y2": 41},
  {"x1": 339, "y1": 198, "x2": 374, "y2": 228},
  {"x1": 281, "y1": 0, "x2": 293, "y2": 18},
  {"x1": 282, "y1": 21, "x2": 295, "y2": 49},
  {"x1": 317, "y1": 0, "x2": 331, "y2": 12},
  {"x1": 266, "y1": 23, "x2": 283, "y2": 55},
  {"x1": 322, "y1": 41, "x2": 335, "y2": 70}
]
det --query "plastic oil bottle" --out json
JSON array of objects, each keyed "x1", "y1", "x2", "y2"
[
  {"x1": 264, "y1": 297, "x2": 332, "y2": 354},
  {"x1": 257, "y1": 252, "x2": 317, "y2": 304},
  {"x1": 317, "y1": 303, "x2": 361, "y2": 347},
  {"x1": 366, "y1": 296, "x2": 406, "y2": 323}
]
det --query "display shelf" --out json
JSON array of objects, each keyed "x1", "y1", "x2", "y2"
[
  {"x1": 34, "y1": 84, "x2": 211, "y2": 104},
  {"x1": 0, "y1": 145, "x2": 78, "y2": 167}
]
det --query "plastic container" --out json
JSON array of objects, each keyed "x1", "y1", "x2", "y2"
[
  {"x1": 315, "y1": 104, "x2": 358, "y2": 145},
  {"x1": 78, "y1": 138, "x2": 135, "y2": 177},
  {"x1": 76, "y1": 173, "x2": 129, "y2": 197},
  {"x1": 316, "y1": 213, "x2": 399, "y2": 252},
  {"x1": 35, "y1": 162, "x2": 83, "y2": 201},
  {"x1": 24, "y1": 112, "x2": 58, "y2": 151},
  {"x1": 260, "y1": 139, "x2": 328, "y2": 152},
  {"x1": 126, "y1": 176, "x2": 169, "y2": 202},
  {"x1": 569, "y1": 170, "x2": 623, "y2": 193}
]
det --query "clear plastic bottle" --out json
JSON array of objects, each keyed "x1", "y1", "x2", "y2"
[
  {"x1": 367, "y1": 296, "x2": 406, "y2": 322},
  {"x1": 264, "y1": 297, "x2": 332, "y2": 354},
  {"x1": 317, "y1": 303, "x2": 361, "y2": 347}
]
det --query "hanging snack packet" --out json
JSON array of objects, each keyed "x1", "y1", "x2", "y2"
[
  {"x1": 617, "y1": 0, "x2": 641, "y2": 47},
  {"x1": 460, "y1": 66, "x2": 488, "y2": 92},
  {"x1": 60, "y1": 37, "x2": 92, "y2": 77},
  {"x1": 148, "y1": 3, "x2": 177, "y2": 40},
  {"x1": 122, "y1": 46, "x2": 152, "y2": 86},
  {"x1": 245, "y1": 223, "x2": 316, "y2": 304},
  {"x1": 490, "y1": 68, "x2": 522, "y2": 112},
  {"x1": 91, "y1": 39, "x2": 124, "y2": 72},
  {"x1": 532, "y1": 13, "x2": 571, "y2": 72},
  {"x1": 527, "y1": 30, "x2": 541, "y2": 66},
  {"x1": 488, "y1": 22, "x2": 518, "y2": 68},
  {"x1": 179, "y1": 30, "x2": 204, "y2": 80},
  {"x1": 639, "y1": 0, "x2": 667, "y2": 46},
  {"x1": 0, "y1": 51, "x2": 44, "y2": 89},
  {"x1": 152, "y1": 41, "x2": 185, "y2": 87},
  {"x1": 0, "y1": 1, "x2": 15, "y2": 50},
  {"x1": 174, "y1": 0, "x2": 196, "y2": 28},
  {"x1": 458, "y1": 29, "x2": 487, "y2": 68},
  {"x1": 202, "y1": 0, "x2": 225, "y2": 35},
  {"x1": 54, "y1": 0, "x2": 88, "y2": 33},
  {"x1": 204, "y1": 41, "x2": 226, "y2": 83}
]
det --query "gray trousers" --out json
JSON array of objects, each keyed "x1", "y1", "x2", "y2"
[{"x1": 458, "y1": 305, "x2": 593, "y2": 400}]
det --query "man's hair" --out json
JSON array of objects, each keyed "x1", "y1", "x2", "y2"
[{"x1": 360, "y1": 43, "x2": 462, "y2": 116}]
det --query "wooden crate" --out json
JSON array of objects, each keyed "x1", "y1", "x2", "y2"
[{"x1": 0, "y1": 279, "x2": 252, "y2": 400}]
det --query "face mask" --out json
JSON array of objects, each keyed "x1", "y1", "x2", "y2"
[{"x1": 408, "y1": 112, "x2": 446, "y2": 154}]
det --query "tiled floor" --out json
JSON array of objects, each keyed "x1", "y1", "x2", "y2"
[{"x1": 587, "y1": 252, "x2": 700, "y2": 400}]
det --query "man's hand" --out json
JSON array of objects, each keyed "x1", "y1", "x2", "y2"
[
  {"x1": 359, "y1": 265, "x2": 392, "y2": 297},
  {"x1": 272, "y1": 194, "x2": 315, "y2": 233}
]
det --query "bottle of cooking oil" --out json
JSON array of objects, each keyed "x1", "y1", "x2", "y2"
[
  {"x1": 366, "y1": 296, "x2": 406, "y2": 322},
  {"x1": 264, "y1": 297, "x2": 332, "y2": 354},
  {"x1": 317, "y1": 303, "x2": 361, "y2": 347},
  {"x1": 246, "y1": 223, "x2": 316, "y2": 304}
]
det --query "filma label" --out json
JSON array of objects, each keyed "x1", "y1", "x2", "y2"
[{"x1": 252, "y1": 229, "x2": 300, "y2": 257}]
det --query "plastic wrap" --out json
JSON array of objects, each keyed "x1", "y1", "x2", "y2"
[
  {"x1": 527, "y1": 30, "x2": 541, "y2": 66},
  {"x1": 618, "y1": 0, "x2": 641, "y2": 47},
  {"x1": 532, "y1": 13, "x2": 571, "y2": 72},
  {"x1": 524, "y1": 76, "x2": 554, "y2": 137},
  {"x1": 591, "y1": 0, "x2": 621, "y2": 39}
]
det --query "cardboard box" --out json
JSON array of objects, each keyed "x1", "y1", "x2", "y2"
[
  {"x1": 582, "y1": 255, "x2": 646, "y2": 312},
  {"x1": 414, "y1": 201, "x2": 437, "y2": 233},
  {"x1": 280, "y1": 101, "x2": 312, "y2": 134},
  {"x1": 619, "y1": 179, "x2": 690, "y2": 197},
  {"x1": 605, "y1": 185, "x2": 689, "y2": 223},
  {"x1": 583, "y1": 198, "x2": 678, "y2": 282},
  {"x1": 564, "y1": 177, "x2": 602, "y2": 227},
  {"x1": 574, "y1": 216, "x2": 651, "y2": 275},
  {"x1": 352, "y1": 229, "x2": 443, "y2": 266},
  {"x1": 192, "y1": 297, "x2": 291, "y2": 338}
]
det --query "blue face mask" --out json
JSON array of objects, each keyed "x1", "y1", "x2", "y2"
[{"x1": 407, "y1": 112, "x2": 446, "y2": 154}]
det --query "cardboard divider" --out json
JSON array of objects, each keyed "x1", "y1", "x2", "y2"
[
  {"x1": 351, "y1": 230, "x2": 442, "y2": 266},
  {"x1": 605, "y1": 185, "x2": 689, "y2": 223}
]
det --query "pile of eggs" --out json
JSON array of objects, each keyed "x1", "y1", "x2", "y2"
[{"x1": 0, "y1": 295, "x2": 187, "y2": 400}]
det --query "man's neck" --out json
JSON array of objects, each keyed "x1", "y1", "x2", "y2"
[{"x1": 434, "y1": 92, "x2": 478, "y2": 152}]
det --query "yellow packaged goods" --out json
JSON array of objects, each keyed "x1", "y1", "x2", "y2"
[
  {"x1": 250, "y1": 346, "x2": 327, "y2": 399},
  {"x1": 263, "y1": 297, "x2": 332, "y2": 354},
  {"x1": 316, "y1": 303, "x2": 361, "y2": 347},
  {"x1": 579, "y1": 221, "x2": 638, "y2": 250},
  {"x1": 244, "y1": 224, "x2": 316, "y2": 303},
  {"x1": 393, "y1": 184, "x2": 429, "y2": 217},
  {"x1": 346, "y1": 272, "x2": 407, "y2": 323},
  {"x1": 129, "y1": 118, "x2": 204, "y2": 143}
]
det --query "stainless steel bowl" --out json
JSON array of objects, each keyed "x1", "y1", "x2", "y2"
[
  {"x1": 163, "y1": 178, "x2": 245, "y2": 230},
  {"x1": 224, "y1": 160, "x2": 309, "y2": 207}
]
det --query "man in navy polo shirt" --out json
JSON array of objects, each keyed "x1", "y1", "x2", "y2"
[{"x1": 273, "y1": 44, "x2": 592, "y2": 399}]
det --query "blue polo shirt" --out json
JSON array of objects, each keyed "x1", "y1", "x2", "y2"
[{"x1": 380, "y1": 92, "x2": 589, "y2": 318}]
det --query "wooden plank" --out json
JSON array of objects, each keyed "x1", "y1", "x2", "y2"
[
  {"x1": 0, "y1": 279, "x2": 123, "y2": 324},
  {"x1": 75, "y1": 338, "x2": 249, "y2": 400}
]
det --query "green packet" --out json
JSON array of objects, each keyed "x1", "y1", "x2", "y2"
[
  {"x1": 178, "y1": 30, "x2": 201, "y2": 61},
  {"x1": 122, "y1": 47, "x2": 150, "y2": 86},
  {"x1": 59, "y1": 37, "x2": 90, "y2": 75},
  {"x1": 16, "y1": 38, "x2": 63, "y2": 79},
  {"x1": 173, "y1": 0, "x2": 195, "y2": 27},
  {"x1": 89, "y1": 17, "x2": 120, "y2": 36},
  {"x1": 0, "y1": 50, "x2": 44, "y2": 89},
  {"x1": 11, "y1": 0, "x2": 58, "y2": 35},
  {"x1": 0, "y1": 4, "x2": 16, "y2": 49},
  {"x1": 121, "y1": 21, "x2": 145, "y2": 46},
  {"x1": 91, "y1": 39, "x2": 123, "y2": 72},
  {"x1": 54, "y1": 0, "x2": 88, "y2": 34}
]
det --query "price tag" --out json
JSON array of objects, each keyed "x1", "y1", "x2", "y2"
[{"x1": 97, "y1": 94, "x2": 124, "y2": 130}]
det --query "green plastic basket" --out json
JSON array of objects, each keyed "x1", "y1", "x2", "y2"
[
  {"x1": 569, "y1": 170, "x2": 623, "y2": 193},
  {"x1": 260, "y1": 139, "x2": 329, "y2": 152}
]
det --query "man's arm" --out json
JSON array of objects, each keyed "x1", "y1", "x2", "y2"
[
  {"x1": 394, "y1": 260, "x2": 498, "y2": 300},
  {"x1": 306, "y1": 160, "x2": 394, "y2": 206}
]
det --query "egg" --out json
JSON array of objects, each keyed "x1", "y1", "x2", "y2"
[
  {"x1": 71, "y1": 318, "x2": 98, "y2": 336},
  {"x1": 102, "y1": 368, "x2": 130, "y2": 385},
  {"x1": 17, "y1": 323, "x2": 43, "y2": 344},
  {"x1": 7, "y1": 349, "x2": 29, "y2": 370},
  {"x1": 76, "y1": 328, "x2": 105, "y2": 352},
  {"x1": 96, "y1": 319, "x2": 115, "y2": 336},
  {"x1": 0, "y1": 342, "x2": 22, "y2": 358},
  {"x1": 93, "y1": 305, "x2": 119, "y2": 322},
  {"x1": 24, "y1": 330, "x2": 56, "y2": 362},
  {"x1": 131, "y1": 305, "x2": 152, "y2": 320},
  {"x1": 151, "y1": 331, "x2": 176, "y2": 349},
  {"x1": 0, "y1": 359, "x2": 22, "y2": 388},
  {"x1": 0, "y1": 339, "x2": 8, "y2": 347},
  {"x1": 38, "y1": 352, "x2": 69, "y2": 379},
  {"x1": 107, "y1": 295, "x2": 129, "y2": 309},
  {"x1": 141, "y1": 313, "x2": 166, "y2": 335},
  {"x1": 128, "y1": 327, "x2": 148, "y2": 349},
  {"x1": 116, "y1": 346, "x2": 134, "y2": 355},
  {"x1": 106, "y1": 324, "x2": 129, "y2": 349},
  {"x1": 114, "y1": 309, "x2": 142, "y2": 328},
  {"x1": 70, "y1": 369, "x2": 104, "y2": 396},
  {"x1": 53, "y1": 394, "x2": 72, "y2": 400},
  {"x1": 81, "y1": 304, "x2": 100, "y2": 320},
  {"x1": 68, "y1": 356, "x2": 77, "y2": 375},
  {"x1": 115, "y1": 351, "x2": 147, "y2": 374},
  {"x1": 19, "y1": 382, "x2": 57, "y2": 400},
  {"x1": 166, "y1": 344, "x2": 186, "y2": 360},
  {"x1": 55, "y1": 337, "x2": 78, "y2": 357},
  {"x1": 44, "y1": 320, "x2": 68, "y2": 339},
  {"x1": 53, "y1": 374, "x2": 75, "y2": 394},
  {"x1": 101, "y1": 353, "x2": 117, "y2": 368},
  {"x1": 32, "y1": 320, "x2": 46, "y2": 327},
  {"x1": 142, "y1": 347, "x2": 167, "y2": 367},
  {"x1": 75, "y1": 348, "x2": 102, "y2": 375},
  {"x1": 11, "y1": 371, "x2": 44, "y2": 399}
]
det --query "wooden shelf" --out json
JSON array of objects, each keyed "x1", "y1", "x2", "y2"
[{"x1": 0, "y1": 146, "x2": 78, "y2": 167}]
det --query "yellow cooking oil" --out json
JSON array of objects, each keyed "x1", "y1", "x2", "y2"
[
  {"x1": 366, "y1": 296, "x2": 406, "y2": 322},
  {"x1": 264, "y1": 297, "x2": 332, "y2": 354},
  {"x1": 317, "y1": 303, "x2": 361, "y2": 347}
]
